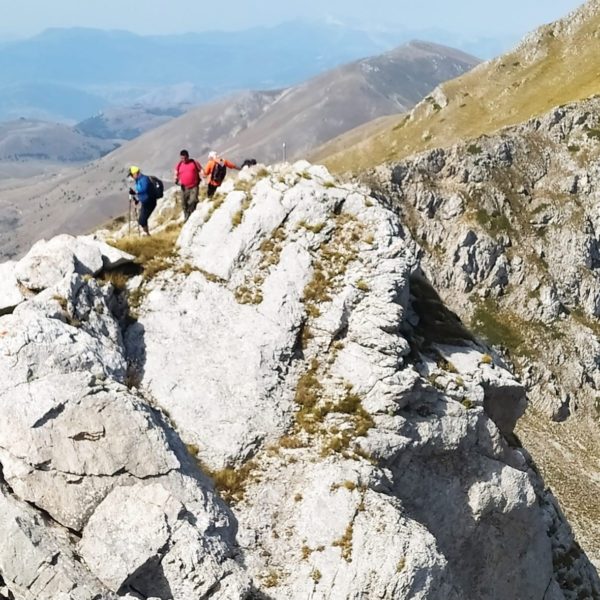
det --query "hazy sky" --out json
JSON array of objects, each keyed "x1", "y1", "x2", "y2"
[{"x1": 0, "y1": 0, "x2": 585, "y2": 38}]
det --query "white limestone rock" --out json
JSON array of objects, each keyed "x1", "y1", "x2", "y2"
[
  {"x1": 1, "y1": 160, "x2": 598, "y2": 600},
  {"x1": 0, "y1": 260, "x2": 26, "y2": 313},
  {"x1": 179, "y1": 183, "x2": 289, "y2": 281},
  {"x1": 80, "y1": 482, "x2": 250, "y2": 598},
  {"x1": 79, "y1": 484, "x2": 189, "y2": 591},
  {"x1": 15, "y1": 234, "x2": 103, "y2": 291},
  {"x1": 433, "y1": 344, "x2": 527, "y2": 435},
  {"x1": 125, "y1": 268, "x2": 301, "y2": 469},
  {"x1": 0, "y1": 378, "x2": 181, "y2": 530},
  {"x1": 81, "y1": 235, "x2": 135, "y2": 269},
  {"x1": 0, "y1": 490, "x2": 117, "y2": 600},
  {"x1": 237, "y1": 459, "x2": 460, "y2": 600},
  {"x1": 130, "y1": 165, "x2": 412, "y2": 470},
  {"x1": 0, "y1": 270, "x2": 249, "y2": 599},
  {"x1": 3, "y1": 274, "x2": 126, "y2": 384},
  {"x1": 14, "y1": 234, "x2": 134, "y2": 292}
]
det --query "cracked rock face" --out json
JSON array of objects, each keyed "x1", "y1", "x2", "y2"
[
  {"x1": 0, "y1": 161, "x2": 598, "y2": 599},
  {"x1": 380, "y1": 96, "x2": 600, "y2": 563},
  {"x1": 0, "y1": 244, "x2": 249, "y2": 598},
  {"x1": 384, "y1": 97, "x2": 600, "y2": 421}
]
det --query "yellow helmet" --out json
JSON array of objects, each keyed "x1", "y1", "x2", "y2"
[{"x1": 129, "y1": 165, "x2": 140, "y2": 176}]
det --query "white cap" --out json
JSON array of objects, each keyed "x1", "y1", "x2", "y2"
[{"x1": 208, "y1": 151, "x2": 217, "y2": 160}]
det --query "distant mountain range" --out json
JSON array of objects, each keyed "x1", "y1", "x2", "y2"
[
  {"x1": 0, "y1": 22, "x2": 512, "y2": 123},
  {"x1": 75, "y1": 105, "x2": 189, "y2": 141},
  {"x1": 0, "y1": 40, "x2": 479, "y2": 259},
  {"x1": 0, "y1": 119, "x2": 118, "y2": 162},
  {"x1": 99, "y1": 40, "x2": 478, "y2": 169}
]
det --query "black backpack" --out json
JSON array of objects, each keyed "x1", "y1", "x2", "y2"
[
  {"x1": 212, "y1": 161, "x2": 227, "y2": 185},
  {"x1": 148, "y1": 175, "x2": 164, "y2": 200}
]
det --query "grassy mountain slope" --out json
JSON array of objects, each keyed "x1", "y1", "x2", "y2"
[{"x1": 315, "y1": 0, "x2": 600, "y2": 173}]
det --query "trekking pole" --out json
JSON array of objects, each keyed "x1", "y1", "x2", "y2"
[
  {"x1": 135, "y1": 203, "x2": 141, "y2": 236},
  {"x1": 128, "y1": 194, "x2": 133, "y2": 235}
]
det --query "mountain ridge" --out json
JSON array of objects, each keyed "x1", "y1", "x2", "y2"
[
  {"x1": 372, "y1": 94, "x2": 600, "y2": 565},
  {"x1": 315, "y1": 0, "x2": 600, "y2": 173},
  {"x1": 0, "y1": 160, "x2": 598, "y2": 598}
]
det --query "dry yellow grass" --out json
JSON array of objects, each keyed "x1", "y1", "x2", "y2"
[
  {"x1": 517, "y1": 407, "x2": 600, "y2": 565},
  {"x1": 109, "y1": 223, "x2": 182, "y2": 280},
  {"x1": 314, "y1": 4, "x2": 600, "y2": 173}
]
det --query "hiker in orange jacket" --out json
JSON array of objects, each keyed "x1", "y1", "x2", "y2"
[{"x1": 204, "y1": 151, "x2": 239, "y2": 198}]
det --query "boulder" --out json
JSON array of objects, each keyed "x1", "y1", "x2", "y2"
[{"x1": 14, "y1": 234, "x2": 133, "y2": 292}]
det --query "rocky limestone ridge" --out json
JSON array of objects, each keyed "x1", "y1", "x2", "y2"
[
  {"x1": 0, "y1": 161, "x2": 598, "y2": 599},
  {"x1": 516, "y1": 0, "x2": 600, "y2": 60},
  {"x1": 376, "y1": 94, "x2": 600, "y2": 566}
]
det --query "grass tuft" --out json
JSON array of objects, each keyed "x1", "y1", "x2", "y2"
[
  {"x1": 332, "y1": 522, "x2": 354, "y2": 562},
  {"x1": 201, "y1": 459, "x2": 259, "y2": 504},
  {"x1": 109, "y1": 223, "x2": 182, "y2": 281}
]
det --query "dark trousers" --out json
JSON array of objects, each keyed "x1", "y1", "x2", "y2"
[
  {"x1": 138, "y1": 198, "x2": 157, "y2": 227},
  {"x1": 207, "y1": 183, "x2": 219, "y2": 198},
  {"x1": 181, "y1": 186, "x2": 199, "y2": 220}
]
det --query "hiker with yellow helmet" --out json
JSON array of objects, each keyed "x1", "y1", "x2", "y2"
[{"x1": 128, "y1": 166, "x2": 157, "y2": 236}]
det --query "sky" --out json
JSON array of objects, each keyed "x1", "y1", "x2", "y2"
[{"x1": 0, "y1": 0, "x2": 585, "y2": 38}]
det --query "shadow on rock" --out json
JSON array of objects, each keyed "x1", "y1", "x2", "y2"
[{"x1": 124, "y1": 319, "x2": 146, "y2": 388}]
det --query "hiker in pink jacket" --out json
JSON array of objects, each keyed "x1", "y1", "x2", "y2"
[{"x1": 174, "y1": 149, "x2": 204, "y2": 221}]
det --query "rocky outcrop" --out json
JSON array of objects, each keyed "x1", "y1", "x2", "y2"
[
  {"x1": 378, "y1": 95, "x2": 600, "y2": 565},
  {"x1": 381, "y1": 96, "x2": 600, "y2": 417},
  {"x1": 0, "y1": 237, "x2": 249, "y2": 599},
  {"x1": 0, "y1": 161, "x2": 598, "y2": 599},
  {"x1": 14, "y1": 234, "x2": 134, "y2": 292}
]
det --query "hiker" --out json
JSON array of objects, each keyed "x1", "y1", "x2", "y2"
[
  {"x1": 174, "y1": 149, "x2": 204, "y2": 221},
  {"x1": 128, "y1": 166, "x2": 157, "y2": 236},
  {"x1": 241, "y1": 158, "x2": 257, "y2": 169},
  {"x1": 204, "y1": 151, "x2": 239, "y2": 198}
]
